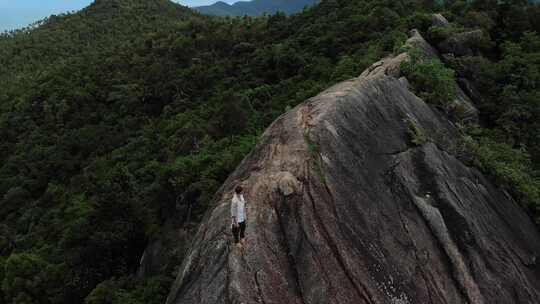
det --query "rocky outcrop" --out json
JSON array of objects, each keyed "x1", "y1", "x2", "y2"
[
  {"x1": 430, "y1": 13, "x2": 485, "y2": 57},
  {"x1": 165, "y1": 31, "x2": 540, "y2": 304},
  {"x1": 431, "y1": 13, "x2": 450, "y2": 27},
  {"x1": 438, "y1": 30, "x2": 485, "y2": 57},
  {"x1": 384, "y1": 29, "x2": 478, "y2": 122}
]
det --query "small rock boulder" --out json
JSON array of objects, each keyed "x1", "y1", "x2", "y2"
[{"x1": 431, "y1": 13, "x2": 450, "y2": 27}]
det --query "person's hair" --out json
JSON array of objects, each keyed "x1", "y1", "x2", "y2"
[{"x1": 235, "y1": 185, "x2": 243, "y2": 194}]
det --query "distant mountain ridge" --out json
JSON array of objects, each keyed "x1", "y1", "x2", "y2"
[{"x1": 195, "y1": 0, "x2": 320, "y2": 16}]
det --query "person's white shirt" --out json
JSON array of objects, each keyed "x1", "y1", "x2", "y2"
[{"x1": 231, "y1": 193, "x2": 246, "y2": 224}]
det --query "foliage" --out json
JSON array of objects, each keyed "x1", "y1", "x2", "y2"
[
  {"x1": 401, "y1": 51, "x2": 458, "y2": 107},
  {"x1": 492, "y1": 32, "x2": 540, "y2": 151},
  {"x1": 427, "y1": 24, "x2": 466, "y2": 42},
  {"x1": 1, "y1": 253, "x2": 63, "y2": 304},
  {"x1": 303, "y1": 131, "x2": 327, "y2": 184},
  {"x1": 331, "y1": 56, "x2": 361, "y2": 82},
  {"x1": 406, "y1": 118, "x2": 429, "y2": 146},
  {"x1": 474, "y1": 139, "x2": 540, "y2": 207},
  {"x1": 457, "y1": 126, "x2": 540, "y2": 220},
  {"x1": 84, "y1": 276, "x2": 171, "y2": 304}
]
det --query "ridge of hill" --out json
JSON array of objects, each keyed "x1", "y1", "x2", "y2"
[
  {"x1": 166, "y1": 27, "x2": 540, "y2": 304},
  {"x1": 195, "y1": 0, "x2": 320, "y2": 16}
]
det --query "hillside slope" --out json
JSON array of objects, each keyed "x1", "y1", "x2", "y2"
[
  {"x1": 195, "y1": 0, "x2": 319, "y2": 16},
  {"x1": 166, "y1": 30, "x2": 540, "y2": 304}
]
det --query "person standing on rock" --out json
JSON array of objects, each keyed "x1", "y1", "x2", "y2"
[{"x1": 231, "y1": 185, "x2": 247, "y2": 247}]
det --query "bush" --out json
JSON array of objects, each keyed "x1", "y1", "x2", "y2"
[
  {"x1": 401, "y1": 12, "x2": 433, "y2": 33},
  {"x1": 331, "y1": 56, "x2": 360, "y2": 82},
  {"x1": 85, "y1": 276, "x2": 171, "y2": 304},
  {"x1": 406, "y1": 118, "x2": 429, "y2": 146},
  {"x1": 473, "y1": 138, "x2": 540, "y2": 208},
  {"x1": 1, "y1": 253, "x2": 49, "y2": 304},
  {"x1": 427, "y1": 25, "x2": 465, "y2": 43},
  {"x1": 401, "y1": 51, "x2": 457, "y2": 107},
  {"x1": 458, "y1": 126, "x2": 540, "y2": 220}
]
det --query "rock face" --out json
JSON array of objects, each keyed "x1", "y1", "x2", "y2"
[
  {"x1": 165, "y1": 32, "x2": 540, "y2": 304},
  {"x1": 438, "y1": 30, "x2": 485, "y2": 57},
  {"x1": 431, "y1": 13, "x2": 450, "y2": 27},
  {"x1": 137, "y1": 216, "x2": 190, "y2": 278}
]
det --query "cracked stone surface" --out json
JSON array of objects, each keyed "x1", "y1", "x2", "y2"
[{"x1": 165, "y1": 32, "x2": 540, "y2": 304}]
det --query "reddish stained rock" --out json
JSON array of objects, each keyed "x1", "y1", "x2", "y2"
[{"x1": 165, "y1": 31, "x2": 540, "y2": 304}]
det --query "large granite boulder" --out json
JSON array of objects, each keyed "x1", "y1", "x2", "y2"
[{"x1": 165, "y1": 32, "x2": 540, "y2": 304}]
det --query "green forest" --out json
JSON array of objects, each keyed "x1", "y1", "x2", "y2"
[{"x1": 0, "y1": 0, "x2": 539, "y2": 303}]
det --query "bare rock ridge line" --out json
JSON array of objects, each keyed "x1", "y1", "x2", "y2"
[{"x1": 165, "y1": 19, "x2": 540, "y2": 304}]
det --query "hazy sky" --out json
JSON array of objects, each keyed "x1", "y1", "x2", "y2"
[{"x1": 0, "y1": 0, "x2": 237, "y2": 32}]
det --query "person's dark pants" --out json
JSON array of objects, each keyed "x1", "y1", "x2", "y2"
[{"x1": 232, "y1": 221, "x2": 246, "y2": 243}]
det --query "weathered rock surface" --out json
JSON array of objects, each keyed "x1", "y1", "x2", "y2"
[
  {"x1": 369, "y1": 29, "x2": 478, "y2": 123},
  {"x1": 165, "y1": 32, "x2": 540, "y2": 304},
  {"x1": 438, "y1": 30, "x2": 485, "y2": 57}
]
